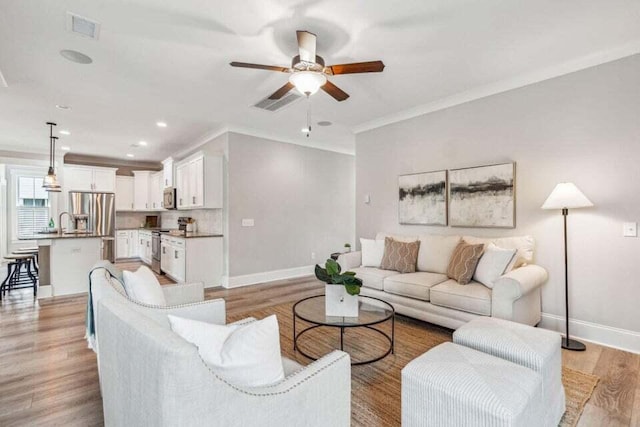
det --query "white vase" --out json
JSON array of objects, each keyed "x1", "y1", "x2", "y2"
[{"x1": 325, "y1": 284, "x2": 359, "y2": 317}]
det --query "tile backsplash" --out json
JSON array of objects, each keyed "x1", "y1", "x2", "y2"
[
  {"x1": 160, "y1": 209, "x2": 223, "y2": 234},
  {"x1": 116, "y1": 212, "x2": 150, "y2": 229}
]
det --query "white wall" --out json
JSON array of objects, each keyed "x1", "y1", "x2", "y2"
[
  {"x1": 227, "y1": 132, "x2": 355, "y2": 279},
  {"x1": 355, "y1": 54, "x2": 640, "y2": 352}
]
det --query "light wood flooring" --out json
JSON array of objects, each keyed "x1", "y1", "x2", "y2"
[{"x1": 0, "y1": 261, "x2": 638, "y2": 426}]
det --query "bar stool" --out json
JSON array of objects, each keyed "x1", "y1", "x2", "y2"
[
  {"x1": 13, "y1": 248, "x2": 39, "y2": 274},
  {"x1": 1, "y1": 254, "x2": 38, "y2": 300}
]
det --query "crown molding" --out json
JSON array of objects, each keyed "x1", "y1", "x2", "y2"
[{"x1": 353, "y1": 41, "x2": 640, "y2": 134}]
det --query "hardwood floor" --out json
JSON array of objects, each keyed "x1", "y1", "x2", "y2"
[{"x1": 0, "y1": 261, "x2": 638, "y2": 426}]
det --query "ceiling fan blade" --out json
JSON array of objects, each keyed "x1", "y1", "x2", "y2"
[
  {"x1": 229, "y1": 62, "x2": 290, "y2": 73},
  {"x1": 321, "y1": 80, "x2": 349, "y2": 102},
  {"x1": 296, "y1": 30, "x2": 317, "y2": 63},
  {"x1": 268, "y1": 82, "x2": 295, "y2": 100},
  {"x1": 327, "y1": 60, "x2": 385, "y2": 75}
]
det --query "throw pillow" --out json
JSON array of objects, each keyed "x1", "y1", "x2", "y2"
[
  {"x1": 360, "y1": 238, "x2": 385, "y2": 267},
  {"x1": 168, "y1": 314, "x2": 285, "y2": 387},
  {"x1": 416, "y1": 235, "x2": 462, "y2": 274},
  {"x1": 122, "y1": 266, "x2": 167, "y2": 306},
  {"x1": 380, "y1": 237, "x2": 420, "y2": 274},
  {"x1": 446, "y1": 241, "x2": 485, "y2": 285},
  {"x1": 473, "y1": 243, "x2": 517, "y2": 288}
]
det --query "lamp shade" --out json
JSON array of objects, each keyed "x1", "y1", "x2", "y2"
[
  {"x1": 541, "y1": 182, "x2": 593, "y2": 210},
  {"x1": 289, "y1": 71, "x2": 327, "y2": 95}
]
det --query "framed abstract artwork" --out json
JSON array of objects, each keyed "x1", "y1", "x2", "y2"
[
  {"x1": 448, "y1": 162, "x2": 516, "y2": 228},
  {"x1": 398, "y1": 170, "x2": 447, "y2": 225}
]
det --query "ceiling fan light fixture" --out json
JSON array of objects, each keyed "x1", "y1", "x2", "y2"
[{"x1": 289, "y1": 71, "x2": 327, "y2": 96}]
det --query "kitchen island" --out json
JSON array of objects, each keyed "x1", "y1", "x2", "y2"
[{"x1": 19, "y1": 233, "x2": 105, "y2": 298}]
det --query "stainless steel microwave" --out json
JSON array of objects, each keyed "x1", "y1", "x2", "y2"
[{"x1": 163, "y1": 187, "x2": 177, "y2": 209}]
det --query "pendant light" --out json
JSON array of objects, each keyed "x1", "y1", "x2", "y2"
[{"x1": 43, "y1": 122, "x2": 61, "y2": 192}]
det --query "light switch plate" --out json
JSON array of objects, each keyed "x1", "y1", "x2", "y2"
[
  {"x1": 623, "y1": 222, "x2": 637, "y2": 237},
  {"x1": 364, "y1": 194, "x2": 371, "y2": 204},
  {"x1": 241, "y1": 218, "x2": 254, "y2": 227}
]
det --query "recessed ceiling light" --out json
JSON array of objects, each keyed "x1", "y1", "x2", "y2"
[
  {"x1": 301, "y1": 127, "x2": 310, "y2": 133},
  {"x1": 60, "y1": 49, "x2": 93, "y2": 64},
  {"x1": 56, "y1": 104, "x2": 72, "y2": 110},
  {"x1": 138, "y1": 140, "x2": 148, "y2": 146},
  {"x1": 156, "y1": 121, "x2": 167, "y2": 128},
  {"x1": 317, "y1": 121, "x2": 332, "y2": 127},
  {"x1": 59, "y1": 130, "x2": 71, "y2": 135},
  {"x1": 60, "y1": 145, "x2": 71, "y2": 151},
  {"x1": 126, "y1": 153, "x2": 134, "y2": 158}
]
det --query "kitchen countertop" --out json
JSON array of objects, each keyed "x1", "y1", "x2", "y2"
[
  {"x1": 19, "y1": 232, "x2": 105, "y2": 240},
  {"x1": 163, "y1": 232, "x2": 224, "y2": 239}
]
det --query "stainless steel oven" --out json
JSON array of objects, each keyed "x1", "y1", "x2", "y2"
[{"x1": 163, "y1": 187, "x2": 176, "y2": 210}]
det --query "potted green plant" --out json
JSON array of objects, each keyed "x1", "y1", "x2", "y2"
[
  {"x1": 344, "y1": 243, "x2": 351, "y2": 253},
  {"x1": 315, "y1": 259, "x2": 362, "y2": 317}
]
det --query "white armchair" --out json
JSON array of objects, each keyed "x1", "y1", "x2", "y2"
[{"x1": 96, "y1": 296, "x2": 351, "y2": 427}]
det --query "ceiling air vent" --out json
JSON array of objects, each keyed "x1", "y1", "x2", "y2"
[
  {"x1": 66, "y1": 12, "x2": 101, "y2": 40},
  {"x1": 253, "y1": 91, "x2": 302, "y2": 112}
]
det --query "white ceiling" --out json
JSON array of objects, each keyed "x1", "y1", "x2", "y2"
[{"x1": 1, "y1": 0, "x2": 639, "y2": 160}]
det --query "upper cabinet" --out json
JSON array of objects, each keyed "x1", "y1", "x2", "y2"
[
  {"x1": 115, "y1": 176, "x2": 134, "y2": 211},
  {"x1": 175, "y1": 152, "x2": 222, "y2": 209},
  {"x1": 149, "y1": 171, "x2": 164, "y2": 210},
  {"x1": 64, "y1": 165, "x2": 117, "y2": 192},
  {"x1": 162, "y1": 157, "x2": 174, "y2": 188},
  {"x1": 133, "y1": 171, "x2": 152, "y2": 211}
]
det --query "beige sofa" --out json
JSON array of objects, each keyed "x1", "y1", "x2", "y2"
[{"x1": 337, "y1": 233, "x2": 548, "y2": 329}]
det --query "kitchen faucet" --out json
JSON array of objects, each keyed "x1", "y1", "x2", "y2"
[{"x1": 58, "y1": 211, "x2": 75, "y2": 234}]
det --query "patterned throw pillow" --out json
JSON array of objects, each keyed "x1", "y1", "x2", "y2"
[
  {"x1": 380, "y1": 237, "x2": 421, "y2": 274},
  {"x1": 446, "y1": 242, "x2": 485, "y2": 285}
]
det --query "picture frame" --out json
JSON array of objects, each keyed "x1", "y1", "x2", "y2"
[
  {"x1": 448, "y1": 162, "x2": 516, "y2": 228},
  {"x1": 398, "y1": 170, "x2": 448, "y2": 226}
]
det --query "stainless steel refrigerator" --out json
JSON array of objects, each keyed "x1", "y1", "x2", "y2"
[{"x1": 69, "y1": 191, "x2": 116, "y2": 262}]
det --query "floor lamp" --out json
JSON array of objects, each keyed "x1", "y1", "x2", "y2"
[{"x1": 542, "y1": 182, "x2": 593, "y2": 351}]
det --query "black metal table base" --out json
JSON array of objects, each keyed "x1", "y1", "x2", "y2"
[{"x1": 293, "y1": 296, "x2": 395, "y2": 366}]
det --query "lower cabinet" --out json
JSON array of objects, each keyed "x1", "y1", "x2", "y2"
[
  {"x1": 161, "y1": 235, "x2": 221, "y2": 287},
  {"x1": 138, "y1": 230, "x2": 153, "y2": 265},
  {"x1": 116, "y1": 230, "x2": 140, "y2": 259}
]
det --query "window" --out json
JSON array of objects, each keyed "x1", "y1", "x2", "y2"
[{"x1": 15, "y1": 176, "x2": 49, "y2": 238}]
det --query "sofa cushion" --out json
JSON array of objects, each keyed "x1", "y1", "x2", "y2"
[
  {"x1": 168, "y1": 314, "x2": 285, "y2": 387},
  {"x1": 375, "y1": 232, "x2": 418, "y2": 243},
  {"x1": 446, "y1": 242, "x2": 484, "y2": 285},
  {"x1": 360, "y1": 238, "x2": 385, "y2": 267},
  {"x1": 122, "y1": 266, "x2": 167, "y2": 306},
  {"x1": 473, "y1": 243, "x2": 517, "y2": 288},
  {"x1": 351, "y1": 267, "x2": 400, "y2": 291},
  {"x1": 463, "y1": 235, "x2": 535, "y2": 270},
  {"x1": 430, "y1": 280, "x2": 492, "y2": 316},
  {"x1": 380, "y1": 237, "x2": 420, "y2": 274},
  {"x1": 383, "y1": 272, "x2": 449, "y2": 301},
  {"x1": 416, "y1": 235, "x2": 462, "y2": 274}
]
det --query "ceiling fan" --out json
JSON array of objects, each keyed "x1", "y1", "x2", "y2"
[{"x1": 230, "y1": 30, "x2": 385, "y2": 102}]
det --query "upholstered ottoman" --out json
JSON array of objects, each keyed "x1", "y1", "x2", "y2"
[
  {"x1": 402, "y1": 342, "x2": 543, "y2": 427},
  {"x1": 453, "y1": 317, "x2": 565, "y2": 427}
]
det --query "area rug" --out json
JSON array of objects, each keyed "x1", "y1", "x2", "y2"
[{"x1": 229, "y1": 301, "x2": 599, "y2": 427}]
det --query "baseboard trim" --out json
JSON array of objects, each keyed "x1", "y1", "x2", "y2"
[
  {"x1": 221, "y1": 265, "x2": 315, "y2": 289},
  {"x1": 36, "y1": 285, "x2": 53, "y2": 299},
  {"x1": 540, "y1": 312, "x2": 640, "y2": 354}
]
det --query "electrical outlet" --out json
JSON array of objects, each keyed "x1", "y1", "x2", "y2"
[
  {"x1": 623, "y1": 222, "x2": 637, "y2": 237},
  {"x1": 241, "y1": 218, "x2": 254, "y2": 227},
  {"x1": 311, "y1": 252, "x2": 316, "y2": 260}
]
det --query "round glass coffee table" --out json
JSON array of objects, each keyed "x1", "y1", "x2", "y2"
[{"x1": 292, "y1": 295, "x2": 395, "y2": 365}]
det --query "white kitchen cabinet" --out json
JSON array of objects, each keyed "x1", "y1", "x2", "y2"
[
  {"x1": 128, "y1": 230, "x2": 138, "y2": 257},
  {"x1": 149, "y1": 171, "x2": 164, "y2": 210},
  {"x1": 64, "y1": 165, "x2": 117, "y2": 192},
  {"x1": 115, "y1": 176, "x2": 134, "y2": 211},
  {"x1": 162, "y1": 157, "x2": 174, "y2": 188},
  {"x1": 133, "y1": 171, "x2": 151, "y2": 211},
  {"x1": 175, "y1": 152, "x2": 222, "y2": 210},
  {"x1": 116, "y1": 231, "x2": 129, "y2": 260},
  {"x1": 138, "y1": 230, "x2": 152, "y2": 264},
  {"x1": 160, "y1": 234, "x2": 222, "y2": 287}
]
